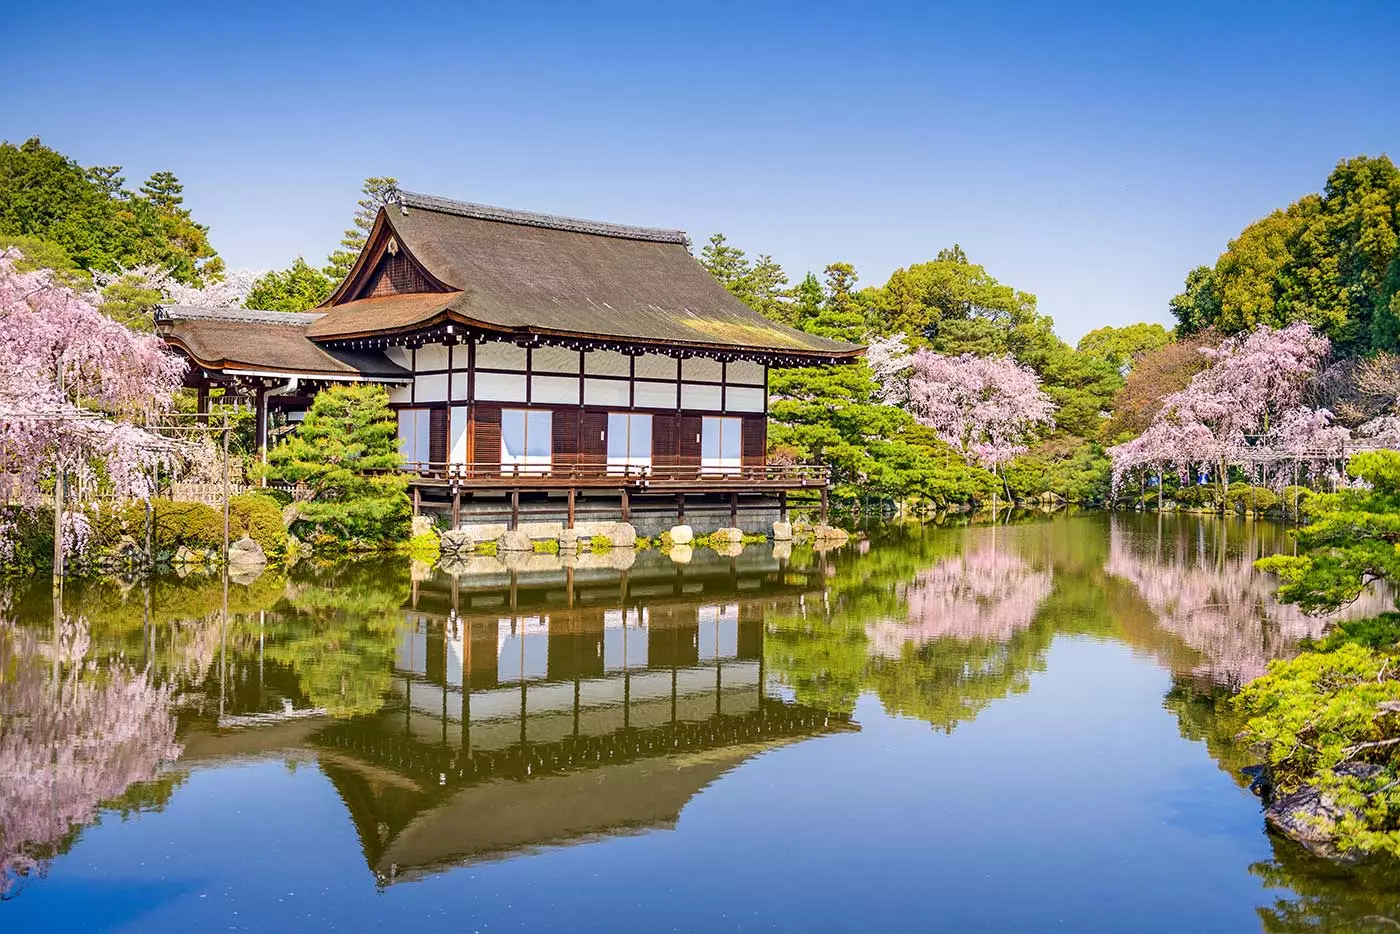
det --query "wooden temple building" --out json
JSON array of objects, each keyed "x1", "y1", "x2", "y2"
[{"x1": 156, "y1": 190, "x2": 862, "y2": 530}]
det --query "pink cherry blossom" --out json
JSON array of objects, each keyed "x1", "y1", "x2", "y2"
[
  {"x1": 0, "y1": 251, "x2": 189, "y2": 507},
  {"x1": 908, "y1": 351, "x2": 1055, "y2": 468}
]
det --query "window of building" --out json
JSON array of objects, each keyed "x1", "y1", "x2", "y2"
[
  {"x1": 606, "y1": 412, "x2": 652, "y2": 474},
  {"x1": 701, "y1": 416, "x2": 741, "y2": 474},
  {"x1": 397, "y1": 408, "x2": 431, "y2": 469},
  {"x1": 501, "y1": 408, "x2": 552, "y2": 474}
]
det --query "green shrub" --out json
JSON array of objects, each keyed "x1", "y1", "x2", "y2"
[
  {"x1": 1174, "y1": 482, "x2": 1222, "y2": 508},
  {"x1": 1225, "y1": 485, "x2": 1278, "y2": 514},
  {"x1": 153, "y1": 500, "x2": 224, "y2": 551},
  {"x1": 230, "y1": 493, "x2": 288, "y2": 559},
  {"x1": 1237, "y1": 643, "x2": 1400, "y2": 857},
  {"x1": 1278, "y1": 485, "x2": 1314, "y2": 515},
  {"x1": 533, "y1": 538, "x2": 560, "y2": 554}
]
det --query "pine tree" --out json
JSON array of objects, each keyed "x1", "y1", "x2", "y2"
[
  {"x1": 698, "y1": 233, "x2": 754, "y2": 303},
  {"x1": 324, "y1": 176, "x2": 398, "y2": 283},
  {"x1": 805, "y1": 262, "x2": 867, "y2": 340},
  {"x1": 266, "y1": 384, "x2": 410, "y2": 549}
]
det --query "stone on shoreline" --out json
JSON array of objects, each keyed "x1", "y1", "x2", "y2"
[
  {"x1": 1263, "y1": 762, "x2": 1385, "y2": 860},
  {"x1": 669, "y1": 524, "x2": 694, "y2": 546}
]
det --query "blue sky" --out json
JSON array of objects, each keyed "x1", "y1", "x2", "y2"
[{"x1": 4, "y1": 0, "x2": 1398, "y2": 341}]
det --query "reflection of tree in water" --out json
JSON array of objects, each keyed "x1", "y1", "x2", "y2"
[
  {"x1": 0, "y1": 616, "x2": 182, "y2": 898},
  {"x1": 258, "y1": 559, "x2": 410, "y2": 718},
  {"x1": 768, "y1": 525, "x2": 1063, "y2": 732},
  {"x1": 1251, "y1": 835, "x2": 1400, "y2": 932},
  {"x1": 1105, "y1": 516, "x2": 1393, "y2": 686},
  {"x1": 869, "y1": 531, "x2": 1053, "y2": 655}
]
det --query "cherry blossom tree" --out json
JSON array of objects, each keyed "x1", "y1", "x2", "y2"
[
  {"x1": 0, "y1": 250, "x2": 188, "y2": 510},
  {"x1": 1108, "y1": 323, "x2": 1338, "y2": 494},
  {"x1": 907, "y1": 351, "x2": 1055, "y2": 470},
  {"x1": 865, "y1": 333, "x2": 915, "y2": 405}
]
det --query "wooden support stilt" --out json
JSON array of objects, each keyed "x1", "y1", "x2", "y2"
[
  {"x1": 621, "y1": 488, "x2": 630, "y2": 522},
  {"x1": 676, "y1": 492, "x2": 686, "y2": 522},
  {"x1": 819, "y1": 487, "x2": 829, "y2": 526},
  {"x1": 567, "y1": 488, "x2": 576, "y2": 529},
  {"x1": 510, "y1": 490, "x2": 520, "y2": 530},
  {"x1": 413, "y1": 486, "x2": 421, "y2": 517},
  {"x1": 779, "y1": 491, "x2": 788, "y2": 523},
  {"x1": 729, "y1": 491, "x2": 738, "y2": 527},
  {"x1": 451, "y1": 488, "x2": 461, "y2": 530}
]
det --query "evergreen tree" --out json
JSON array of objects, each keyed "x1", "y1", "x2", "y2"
[
  {"x1": 805, "y1": 262, "x2": 867, "y2": 340},
  {"x1": 324, "y1": 176, "x2": 398, "y2": 283},
  {"x1": 748, "y1": 253, "x2": 792, "y2": 324},
  {"x1": 247, "y1": 258, "x2": 335, "y2": 312},
  {"x1": 266, "y1": 384, "x2": 410, "y2": 549},
  {"x1": 0, "y1": 138, "x2": 221, "y2": 284}
]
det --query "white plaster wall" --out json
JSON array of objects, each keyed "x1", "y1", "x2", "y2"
[
  {"x1": 532, "y1": 375, "x2": 580, "y2": 404},
  {"x1": 532, "y1": 346, "x2": 579, "y2": 374},
  {"x1": 416, "y1": 342, "x2": 450, "y2": 371},
  {"x1": 728, "y1": 359, "x2": 764, "y2": 385},
  {"x1": 681, "y1": 383, "x2": 722, "y2": 410},
  {"x1": 584, "y1": 349, "x2": 630, "y2": 376},
  {"x1": 477, "y1": 372, "x2": 527, "y2": 402},
  {"x1": 634, "y1": 380, "x2": 676, "y2": 409},
  {"x1": 725, "y1": 386, "x2": 765, "y2": 413},
  {"x1": 415, "y1": 373, "x2": 448, "y2": 403},
  {"x1": 635, "y1": 353, "x2": 677, "y2": 380},
  {"x1": 584, "y1": 378, "x2": 628, "y2": 407},
  {"x1": 682, "y1": 357, "x2": 723, "y2": 381},
  {"x1": 477, "y1": 341, "x2": 528, "y2": 370}
]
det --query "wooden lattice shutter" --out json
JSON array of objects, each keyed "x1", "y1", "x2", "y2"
[
  {"x1": 429, "y1": 407, "x2": 448, "y2": 468},
  {"x1": 678, "y1": 415, "x2": 702, "y2": 466},
  {"x1": 741, "y1": 416, "x2": 766, "y2": 466},
  {"x1": 471, "y1": 404, "x2": 501, "y2": 477},
  {"x1": 360, "y1": 252, "x2": 437, "y2": 299},
  {"x1": 580, "y1": 410, "x2": 608, "y2": 466},
  {"x1": 552, "y1": 408, "x2": 580, "y2": 466},
  {"x1": 652, "y1": 413, "x2": 679, "y2": 467}
]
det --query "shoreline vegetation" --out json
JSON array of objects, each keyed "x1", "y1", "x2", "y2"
[{"x1": 6, "y1": 141, "x2": 1400, "y2": 871}]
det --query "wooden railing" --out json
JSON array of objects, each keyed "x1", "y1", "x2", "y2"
[{"x1": 397, "y1": 461, "x2": 831, "y2": 489}]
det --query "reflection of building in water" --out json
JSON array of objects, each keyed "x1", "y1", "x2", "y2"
[{"x1": 308, "y1": 554, "x2": 850, "y2": 885}]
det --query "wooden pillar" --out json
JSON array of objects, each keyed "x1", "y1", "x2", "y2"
[
  {"x1": 567, "y1": 488, "x2": 576, "y2": 529},
  {"x1": 510, "y1": 490, "x2": 520, "y2": 530},
  {"x1": 254, "y1": 386, "x2": 268, "y2": 462},
  {"x1": 779, "y1": 491, "x2": 788, "y2": 523},
  {"x1": 676, "y1": 492, "x2": 686, "y2": 522},
  {"x1": 413, "y1": 485, "x2": 421, "y2": 517},
  {"x1": 451, "y1": 488, "x2": 461, "y2": 530},
  {"x1": 729, "y1": 491, "x2": 738, "y2": 527},
  {"x1": 196, "y1": 385, "x2": 210, "y2": 424},
  {"x1": 819, "y1": 487, "x2": 829, "y2": 526},
  {"x1": 621, "y1": 488, "x2": 630, "y2": 522}
]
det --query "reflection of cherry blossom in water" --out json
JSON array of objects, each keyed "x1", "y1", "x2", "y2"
[
  {"x1": 867, "y1": 533, "x2": 1054, "y2": 657},
  {"x1": 1105, "y1": 518, "x2": 1393, "y2": 685},
  {"x1": 0, "y1": 616, "x2": 182, "y2": 898}
]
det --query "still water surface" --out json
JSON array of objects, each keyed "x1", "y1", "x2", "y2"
[{"x1": 4, "y1": 513, "x2": 1400, "y2": 932}]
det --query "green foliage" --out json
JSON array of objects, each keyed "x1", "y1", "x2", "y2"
[
  {"x1": 153, "y1": 500, "x2": 224, "y2": 551},
  {"x1": 1002, "y1": 436, "x2": 1111, "y2": 505},
  {"x1": 402, "y1": 532, "x2": 441, "y2": 562},
  {"x1": 1237, "y1": 644, "x2": 1400, "y2": 856},
  {"x1": 230, "y1": 493, "x2": 288, "y2": 560},
  {"x1": 1171, "y1": 155, "x2": 1400, "y2": 356},
  {"x1": 1076, "y1": 322, "x2": 1173, "y2": 374},
  {"x1": 0, "y1": 234, "x2": 90, "y2": 289},
  {"x1": 0, "y1": 137, "x2": 220, "y2": 283},
  {"x1": 266, "y1": 384, "x2": 410, "y2": 550},
  {"x1": 1225, "y1": 485, "x2": 1279, "y2": 515},
  {"x1": 1257, "y1": 451, "x2": 1400, "y2": 613},
  {"x1": 1316, "y1": 613, "x2": 1400, "y2": 653},
  {"x1": 246, "y1": 257, "x2": 334, "y2": 312},
  {"x1": 98, "y1": 271, "x2": 165, "y2": 331}
]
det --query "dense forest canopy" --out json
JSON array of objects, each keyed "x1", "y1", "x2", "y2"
[{"x1": 1171, "y1": 155, "x2": 1400, "y2": 357}]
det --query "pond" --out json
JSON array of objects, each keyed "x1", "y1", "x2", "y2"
[{"x1": 3, "y1": 512, "x2": 1400, "y2": 932}]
